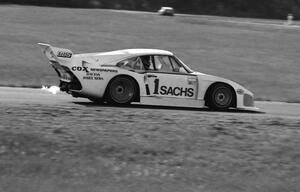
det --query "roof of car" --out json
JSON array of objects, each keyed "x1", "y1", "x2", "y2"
[
  {"x1": 96, "y1": 49, "x2": 174, "y2": 57},
  {"x1": 75, "y1": 49, "x2": 175, "y2": 65}
]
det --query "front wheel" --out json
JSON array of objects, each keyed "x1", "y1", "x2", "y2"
[
  {"x1": 107, "y1": 76, "x2": 137, "y2": 105},
  {"x1": 206, "y1": 84, "x2": 235, "y2": 110}
]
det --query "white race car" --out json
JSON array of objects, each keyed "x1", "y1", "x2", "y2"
[{"x1": 38, "y1": 43, "x2": 257, "y2": 111}]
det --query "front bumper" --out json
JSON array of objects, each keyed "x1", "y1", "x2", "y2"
[
  {"x1": 238, "y1": 92, "x2": 260, "y2": 112},
  {"x1": 243, "y1": 93, "x2": 255, "y2": 107}
]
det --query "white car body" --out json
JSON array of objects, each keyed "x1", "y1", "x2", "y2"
[{"x1": 38, "y1": 43, "x2": 258, "y2": 111}]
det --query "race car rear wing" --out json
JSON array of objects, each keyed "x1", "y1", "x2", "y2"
[{"x1": 38, "y1": 43, "x2": 73, "y2": 64}]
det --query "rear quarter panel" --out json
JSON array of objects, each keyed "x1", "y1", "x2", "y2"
[{"x1": 70, "y1": 57, "x2": 145, "y2": 98}]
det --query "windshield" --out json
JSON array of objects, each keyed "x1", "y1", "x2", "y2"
[{"x1": 173, "y1": 56, "x2": 194, "y2": 73}]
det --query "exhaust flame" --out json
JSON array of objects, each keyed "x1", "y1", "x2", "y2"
[{"x1": 41, "y1": 85, "x2": 60, "y2": 94}]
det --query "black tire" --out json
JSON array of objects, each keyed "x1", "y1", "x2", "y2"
[
  {"x1": 206, "y1": 83, "x2": 234, "y2": 110},
  {"x1": 107, "y1": 76, "x2": 137, "y2": 105}
]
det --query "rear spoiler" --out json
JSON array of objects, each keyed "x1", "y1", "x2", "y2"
[{"x1": 38, "y1": 43, "x2": 73, "y2": 63}]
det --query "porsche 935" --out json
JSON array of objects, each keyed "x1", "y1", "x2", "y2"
[{"x1": 38, "y1": 43, "x2": 257, "y2": 111}]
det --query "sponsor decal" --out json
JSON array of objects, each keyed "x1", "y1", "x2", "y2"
[
  {"x1": 76, "y1": 67, "x2": 117, "y2": 81},
  {"x1": 160, "y1": 86, "x2": 194, "y2": 97},
  {"x1": 83, "y1": 72, "x2": 103, "y2": 80},
  {"x1": 90, "y1": 68, "x2": 118, "y2": 73},
  {"x1": 57, "y1": 51, "x2": 72, "y2": 58},
  {"x1": 145, "y1": 79, "x2": 194, "y2": 97},
  {"x1": 71, "y1": 66, "x2": 89, "y2": 72}
]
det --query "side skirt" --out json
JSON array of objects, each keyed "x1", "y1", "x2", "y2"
[{"x1": 135, "y1": 96, "x2": 205, "y2": 108}]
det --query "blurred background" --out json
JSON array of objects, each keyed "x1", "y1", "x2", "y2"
[
  {"x1": 0, "y1": 1, "x2": 299, "y2": 102},
  {"x1": 1, "y1": 0, "x2": 300, "y2": 19}
]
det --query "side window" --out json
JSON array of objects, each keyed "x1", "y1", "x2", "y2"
[
  {"x1": 140, "y1": 56, "x2": 155, "y2": 70},
  {"x1": 169, "y1": 56, "x2": 188, "y2": 73},
  {"x1": 117, "y1": 55, "x2": 189, "y2": 73},
  {"x1": 154, "y1": 56, "x2": 173, "y2": 72},
  {"x1": 116, "y1": 57, "x2": 144, "y2": 70}
]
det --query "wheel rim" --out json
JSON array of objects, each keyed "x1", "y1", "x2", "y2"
[
  {"x1": 110, "y1": 78, "x2": 135, "y2": 104},
  {"x1": 212, "y1": 86, "x2": 233, "y2": 108}
]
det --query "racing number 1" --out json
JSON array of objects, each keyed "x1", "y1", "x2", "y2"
[
  {"x1": 145, "y1": 78, "x2": 160, "y2": 95},
  {"x1": 153, "y1": 79, "x2": 159, "y2": 94}
]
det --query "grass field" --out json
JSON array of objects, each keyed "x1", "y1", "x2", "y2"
[
  {"x1": 0, "y1": 89, "x2": 299, "y2": 192},
  {"x1": 0, "y1": 5, "x2": 300, "y2": 102}
]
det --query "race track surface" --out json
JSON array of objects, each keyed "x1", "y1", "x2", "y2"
[
  {"x1": 0, "y1": 87, "x2": 299, "y2": 192},
  {"x1": 1, "y1": 87, "x2": 299, "y2": 117}
]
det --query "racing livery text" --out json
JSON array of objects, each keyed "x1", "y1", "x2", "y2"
[
  {"x1": 145, "y1": 79, "x2": 194, "y2": 97},
  {"x1": 57, "y1": 51, "x2": 72, "y2": 58}
]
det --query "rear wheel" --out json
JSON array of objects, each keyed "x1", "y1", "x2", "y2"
[
  {"x1": 206, "y1": 83, "x2": 234, "y2": 110},
  {"x1": 107, "y1": 76, "x2": 137, "y2": 105}
]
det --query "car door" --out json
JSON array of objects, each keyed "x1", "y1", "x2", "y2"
[{"x1": 143, "y1": 55, "x2": 198, "y2": 99}]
